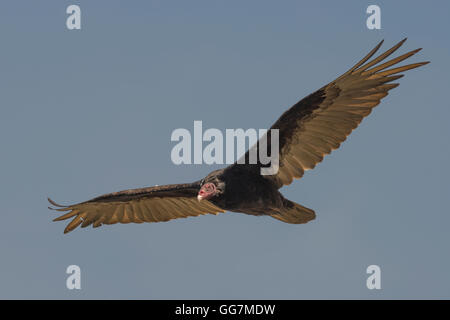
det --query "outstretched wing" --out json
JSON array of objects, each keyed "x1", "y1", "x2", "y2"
[
  {"x1": 48, "y1": 182, "x2": 225, "y2": 233},
  {"x1": 260, "y1": 38, "x2": 428, "y2": 188}
]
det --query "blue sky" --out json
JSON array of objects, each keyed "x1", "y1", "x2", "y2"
[{"x1": 0, "y1": 0, "x2": 449, "y2": 299}]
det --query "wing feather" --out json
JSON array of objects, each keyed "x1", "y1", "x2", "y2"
[
  {"x1": 253, "y1": 39, "x2": 428, "y2": 187},
  {"x1": 49, "y1": 183, "x2": 225, "y2": 233}
]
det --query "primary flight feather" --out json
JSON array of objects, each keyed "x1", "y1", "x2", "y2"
[{"x1": 49, "y1": 39, "x2": 429, "y2": 233}]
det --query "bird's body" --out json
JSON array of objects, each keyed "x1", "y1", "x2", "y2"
[
  {"x1": 49, "y1": 39, "x2": 429, "y2": 233},
  {"x1": 204, "y1": 167, "x2": 284, "y2": 216}
]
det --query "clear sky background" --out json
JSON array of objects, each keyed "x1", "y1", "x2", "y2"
[{"x1": 0, "y1": 0, "x2": 449, "y2": 299}]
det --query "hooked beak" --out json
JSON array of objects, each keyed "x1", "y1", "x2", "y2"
[{"x1": 197, "y1": 182, "x2": 217, "y2": 201}]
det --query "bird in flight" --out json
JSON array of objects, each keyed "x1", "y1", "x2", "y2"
[{"x1": 49, "y1": 39, "x2": 428, "y2": 233}]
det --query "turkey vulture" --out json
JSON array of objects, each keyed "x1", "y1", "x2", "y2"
[{"x1": 49, "y1": 39, "x2": 428, "y2": 233}]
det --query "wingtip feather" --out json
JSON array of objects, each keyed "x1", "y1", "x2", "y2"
[{"x1": 48, "y1": 197, "x2": 68, "y2": 208}]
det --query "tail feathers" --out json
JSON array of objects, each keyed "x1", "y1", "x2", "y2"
[{"x1": 270, "y1": 200, "x2": 316, "y2": 224}]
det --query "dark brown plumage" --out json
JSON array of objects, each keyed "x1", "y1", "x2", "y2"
[{"x1": 49, "y1": 39, "x2": 429, "y2": 233}]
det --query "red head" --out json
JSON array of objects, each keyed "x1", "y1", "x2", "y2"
[{"x1": 197, "y1": 183, "x2": 217, "y2": 201}]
